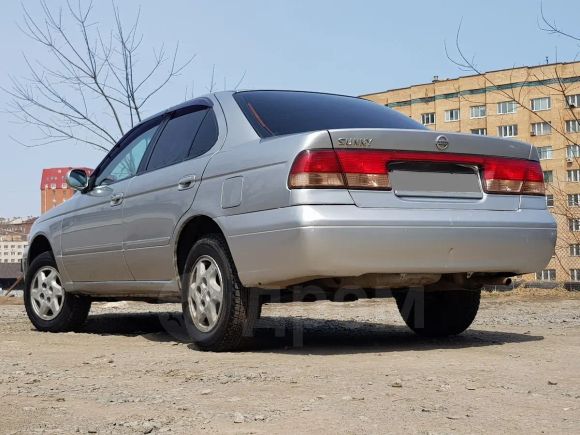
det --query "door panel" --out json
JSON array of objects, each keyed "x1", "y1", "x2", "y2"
[
  {"x1": 60, "y1": 118, "x2": 163, "y2": 283},
  {"x1": 123, "y1": 108, "x2": 220, "y2": 281},
  {"x1": 61, "y1": 181, "x2": 132, "y2": 282},
  {"x1": 122, "y1": 156, "x2": 213, "y2": 280}
]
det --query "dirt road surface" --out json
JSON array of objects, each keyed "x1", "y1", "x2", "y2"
[{"x1": 1, "y1": 291, "x2": 579, "y2": 434}]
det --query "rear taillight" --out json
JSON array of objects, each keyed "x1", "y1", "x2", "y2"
[
  {"x1": 288, "y1": 150, "x2": 345, "y2": 188},
  {"x1": 288, "y1": 149, "x2": 545, "y2": 196},
  {"x1": 288, "y1": 150, "x2": 391, "y2": 190},
  {"x1": 482, "y1": 158, "x2": 545, "y2": 195}
]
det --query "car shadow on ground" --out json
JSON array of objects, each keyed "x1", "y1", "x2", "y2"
[{"x1": 79, "y1": 311, "x2": 543, "y2": 354}]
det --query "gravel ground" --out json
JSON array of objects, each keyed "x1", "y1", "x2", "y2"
[{"x1": 0, "y1": 290, "x2": 579, "y2": 434}]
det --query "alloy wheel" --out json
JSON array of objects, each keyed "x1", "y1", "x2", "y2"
[
  {"x1": 188, "y1": 255, "x2": 224, "y2": 332},
  {"x1": 30, "y1": 266, "x2": 65, "y2": 321}
]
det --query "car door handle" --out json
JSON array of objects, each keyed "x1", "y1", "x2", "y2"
[
  {"x1": 110, "y1": 193, "x2": 124, "y2": 206},
  {"x1": 177, "y1": 175, "x2": 197, "y2": 191}
]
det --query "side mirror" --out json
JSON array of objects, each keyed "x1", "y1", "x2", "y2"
[{"x1": 66, "y1": 169, "x2": 89, "y2": 192}]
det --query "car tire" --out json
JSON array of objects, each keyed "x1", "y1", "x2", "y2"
[
  {"x1": 181, "y1": 235, "x2": 258, "y2": 351},
  {"x1": 393, "y1": 289, "x2": 480, "y2": 337},
  {"x1": 24, "y1": 251, "x2": 91, "y2": 332}
]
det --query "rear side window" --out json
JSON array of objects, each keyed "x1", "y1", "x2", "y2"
[
  {"x1": 146, "y1": 108, "x2": 207, "y2": 171},
  {"x1": 234, "y1": 91, "x2": 425, "y2": 138},
  {"x1": 189, "y1": 109, "x2": 219, "y2": 158}
]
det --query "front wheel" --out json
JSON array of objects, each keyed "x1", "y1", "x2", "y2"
[
  {"x1": 181, "y1": 235, "x2": 258, "y2": 351},
  {"x1": 24, "y1": 252, "x2": 91, "y2": 332},
  {"x1": 393, "y1": 289, "x2": 480, "y2": 337}
]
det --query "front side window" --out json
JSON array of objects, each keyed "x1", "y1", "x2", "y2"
[
  {"x1": 421, "y1": 112, "x2": 435, "y2": 125},
  {"x1": 498, "y1": 124, "x2": 518, "y2": 137},
  {"x1": 146, "y1": 108, "x2": 208, "y2": 172},
  {"x1": 444, "y1": 109, "x2": 460, "y2": 122},
  {"x1": 497, "y1": 100, "x2": 517, "y2": 114},
  {"x1": 96, "y1": 121, "x2": 160, "y2": 186},
  {"x1": 234, "y1": 91, "x2": 425, "y2": 138},
  {"x1": 470, "y1": 105, "x2": 486, "y2": 118},
  {"x1": 531, "y1": 122, "x2": 552, "y2": 136},
  {"x1": 531, "y1": 97, "x2": 551, "y2": 112}
]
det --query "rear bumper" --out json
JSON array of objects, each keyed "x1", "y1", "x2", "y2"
[{"x1": 220, "y1": 205, "x2": 557, "y2": 287}]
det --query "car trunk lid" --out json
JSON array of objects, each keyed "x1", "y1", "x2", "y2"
[{"x1": 327, "y1": 129, "x2": 535, "y2": 211}]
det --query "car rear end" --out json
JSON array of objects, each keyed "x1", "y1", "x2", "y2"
[{"x1": 224, "y1": 91, "x2": 556, "y2": 288}]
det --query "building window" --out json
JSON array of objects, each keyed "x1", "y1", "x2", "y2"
[
  {"x1": 571, "y1": 269, "x2": 580, "y2": 282},
  {"x1": 537, "y1": 146, "x2": 552, "y2": 160},
  {"x1": 444, "y1": 109, "x2": 460, "y2": 122},
  {"x1": 531, "y1": 122, "x2": 552, "y2": 136},
  {"x1": 568, "y1": 194, "x2": 580, "y2": 207},
  {"x1": 498, "y1": 124, "x2": 518, "y2": 137},
  {"x1": 546, "y1": 194, "x2": 554, "y2": 207},
  {"x1": 531, "y1": 97, "x2": 551, "y2": 112},
  {"x1": 543, "y1": 170, "x2": 553, "y2": 183},
  {"x1": 568, "y1": 170, "x2": 580, "y2": 182},
  {"x1": 470, "y1": 105, "x2": 486, "y2": 119},
  {"x1": 570, "y1": 218, "x2": 580, "y2": 231},
  {"x1": 536, "y1": 269, "x2": 556, "y2": 281},
  {"x1": 570, "y1": 244, "x2": 580, "y2": 256},
  {"x1": 567, "y1": 145, "x2": 580, "y2": 159},
  {"x1": 421, "y1": 112, "x2": 436, "y2": 125},
  {"x1": 567, "y1": 94, "x2": 580, "y2": 108},
  {"x1": 471, "y1": 128, "x2": 487, "y2": 135},
  {"x1": 497, "y1": 100, "x2": 517, "y2": 115},
  {"x1": 566, "y1": 120, "x2": 580, "y2": 133}
]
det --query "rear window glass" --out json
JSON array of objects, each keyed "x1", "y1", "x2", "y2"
[{"x1": 234, "y1": 91, "x2": 425, "y2": 138}]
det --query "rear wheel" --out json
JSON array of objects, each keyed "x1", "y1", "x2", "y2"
[
  {"x1": 181, "y1": 235, "x2": 258, "y2": 351},
  {"x1": 24, "y1": 252, "x2": 91, "y2": 332},
  {"x1": 393, "y1": 289, "x2": 480, "y2": 337}
]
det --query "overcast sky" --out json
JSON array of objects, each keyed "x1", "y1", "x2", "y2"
[{"x1": 1, "y1": 0, "x2": 579, "y2": 217}]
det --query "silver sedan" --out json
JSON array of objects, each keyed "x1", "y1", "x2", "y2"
[{"x1": 23, "y1": 91, "x2": 556, "y2": 351}]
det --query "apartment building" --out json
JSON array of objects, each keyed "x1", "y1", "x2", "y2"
[
  {"x1": 362, "y1": 61, "x2": 580, "y2": 283},
  {"x1": 0, "y1": 217, "x2": 36, "y2": 264},
  {"x1": 0, "y1": 239, "x2": 27, "y2": 264}
]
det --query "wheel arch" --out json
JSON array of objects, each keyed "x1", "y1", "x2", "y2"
[
  {"x1": 175, "y1": 215, "x2": 232, "y2": 279},
  {"x1": 27, "y1": 234, "x2": 53, "y2": 267}
]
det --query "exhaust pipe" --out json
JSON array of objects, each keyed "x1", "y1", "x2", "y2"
[
  {"x1": 450, "y1": 274, "x2": 513, "y2": 289},
  {"x1": 486, "y1": 277, "x2": 512, "y2": 286}
]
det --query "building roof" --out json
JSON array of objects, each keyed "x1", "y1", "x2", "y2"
[
  {"x1": 359, "y1": 60, "x2": 580, "y2": 97},
  {"x1": 41, "y1": 167, "x2": 93, "y2": 190},
  {"x1": 0, "y1": 263, "x2": 22, "y2": 279}
]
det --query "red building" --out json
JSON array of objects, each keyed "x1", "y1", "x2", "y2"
[{"x1": 41, "y1": 167, "x2": 92, "y2": 214}]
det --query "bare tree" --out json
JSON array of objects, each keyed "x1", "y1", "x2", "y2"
[
  {"x1": 4, "y1": 0, "x2": 194, "y2": 152},
  {"x1": 445, "y1": 6, "x2": 580, "y2": 284}
]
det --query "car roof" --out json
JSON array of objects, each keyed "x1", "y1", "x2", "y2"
[{"x1": 138, "y1": 89, "x2": 366, "y2": 129}]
